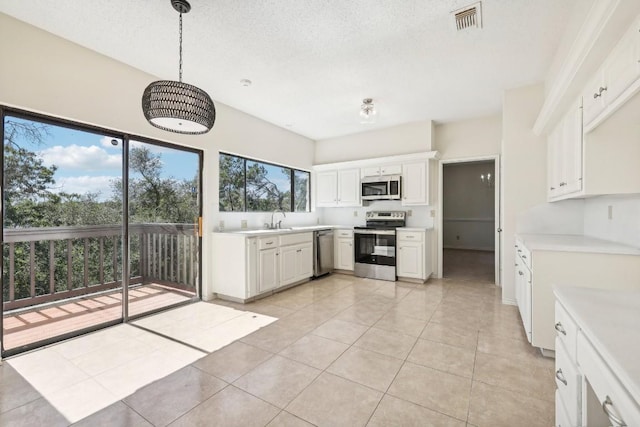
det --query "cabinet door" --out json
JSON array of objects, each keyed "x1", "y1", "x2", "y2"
[
  {"x1": 316, "y1": 171, "x2": 338, "y2": 207},
  {"x1": 279, "y1": 245, "x2": 298, "y2": 286},
  {"x1": 258, "y1": 248, "x2": 279, "y2": 293},
  {"x1": 562, "y1": 100, "x2": 583, "y2": 194},
  {"x1": 336, "y1": 238, "x2": 354, "y2": 271},
  {"x1": 603, "y1": 16, "x2": 640, "y2": 103},
  {"x1": 397, "y1": 242, "x2": 423, "y2": 279},
  {"x1": 380, "y1": 164, "x2": 402, "y2": 175},
  {"x1": 296, "y1": 244, "x2": 314, "y2": 279},
  {"x1": 402, "y1": 161, "x2": 428, "y2": 205},
  {"x1": 547, "y1": 123, "x2": 563, "y2": 199},
  {"x1": 361, "y1": 166, "x2": 381, "y2": 177},
  {"x1": 582, "y1": 72, "x2": 606, "y2": 128},
  {"x1": 337, "y1": 169, "x2": 361, "y2": 206}
]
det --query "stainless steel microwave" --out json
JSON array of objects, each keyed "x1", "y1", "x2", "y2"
[{"x1": 361, "y1": 175, "x2": 401, "y2": 200}]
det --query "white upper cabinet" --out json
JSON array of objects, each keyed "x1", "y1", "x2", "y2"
[
  {"x1": 547, "y1": 97, "x2": 584, "y2": 201},
  {"x1": 583, "y1": 15, "x2": 640, "y2": 132},
  {"x1": 315, "y1": 169, "x2": 360, "y2": 208},
  {"x1": 361, "y1": 164, "x2": 402, "y2": 178},
  {"x1": 337, "y1": 169, "x2": 361, "y2": 206},
  {"x1": 401, "y1": 161, "x2": 429, "y2": 205},
  {"x1": 315, "y1": 171, "x2": 338, "y2": 207},
  {"x1": 313, "y1": 152, "x2": 437, "y2": 208}
]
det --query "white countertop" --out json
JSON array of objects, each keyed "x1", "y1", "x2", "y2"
[
  {"x1": 554, "y1": 286, "x2": 640, "y2": 406},
  {"x1": 517, "y1": 233, "x2": 640, "y2": 256},
  {"x1": 215, "y1": 225, "x2": 348, "y2": 237}
]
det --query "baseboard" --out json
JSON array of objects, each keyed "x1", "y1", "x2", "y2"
[{"x1": 501, "y1": 297, "x2": 517, "y2": 306}]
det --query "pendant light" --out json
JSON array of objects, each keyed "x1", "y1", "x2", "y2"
[{"x1": 142, "y1": 0, "x2": 216, "y2": 135}]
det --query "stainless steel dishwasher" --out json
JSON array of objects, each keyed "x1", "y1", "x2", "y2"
[{"x1": 313, "y1": 229, "x2": 334, "y2": 278}]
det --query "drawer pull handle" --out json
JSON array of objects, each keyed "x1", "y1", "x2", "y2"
[
  {"x1": 518, "y1": 271, "x2": 524, "y2": 276},
  {"x1": 555, "y1": 369, "x2": 567, "y2": 386},
  {"x1": 602, "y1": 396, "x2": 627, "y2": 426},
  {"x1": 554, "y1": 322, "x2": 566, "y2": 335},
  {"x1": 522, "y1": 255, "x2": 527, "y2": 259},
  {"x1": 266, "y1": 242, "x2": 273, "y2": 245}
]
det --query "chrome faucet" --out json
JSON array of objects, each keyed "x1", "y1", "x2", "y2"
[{"x1": 269, "y1": 209, "x2": 286, "y2": 229}]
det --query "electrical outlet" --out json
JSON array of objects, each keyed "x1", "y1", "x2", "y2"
[
  {"x1": 219, "y1": 220, "x2": 225, "y2": 231},
  {"x1": 241, "y1": 220, "x2": 248, "y2": 229},
  {"x1": 407, "y1": 210, "x2": 412, "y2": 217},
  {"x1": 608, "y1": 205, "x2": 613, "y2": 220},
  {"x1": 430, "y1": 210, "x2": 436, "y2": 218},
  {"x1": 317, "y1": 217, "x2": 320, "y2": 224},
  {"x1": 353, "y1": 210, "x2": 358, "y2": 217}
]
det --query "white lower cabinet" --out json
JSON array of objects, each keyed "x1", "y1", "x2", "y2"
[
  {"x1": 258, "y1": 246, "x2": 279, "y2": 293},
  {"x1": 334, "y1": 229, "x2": 354, "y2": 271},
  {"x1": 396, "y1": 229, "x2": 432, "y2": 282},
  {"x1": 212, "y1": 231, "x2": 314, "y2": 301},
  {"x1": 513, "y1": 235, "x2": 640, "y2": 354},
  {"x1": 554, "y1": 290, "x2": 640, "y2": 427},
  {"x1": 280, "y1": 242, "x2": 313, "y2": 286}
]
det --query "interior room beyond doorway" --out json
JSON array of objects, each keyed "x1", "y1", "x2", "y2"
[{"x1": 442, "y1": 160, "x2": 496, "y2": 283}]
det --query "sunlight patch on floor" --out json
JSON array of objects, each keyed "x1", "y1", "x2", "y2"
[{"x1": 8, "y1": 302, "x2": 276, "y2": 423}]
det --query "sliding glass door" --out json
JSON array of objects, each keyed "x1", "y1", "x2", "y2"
[
  {"x1": 1, "y1": 109, "x2": 202, "y2": 356},
  {"x1": 1, "y1": 114, "x2": 125, "y2": 355},
  {"x1": 126, "y1": 140, "x2": 201, "y2": 319}
]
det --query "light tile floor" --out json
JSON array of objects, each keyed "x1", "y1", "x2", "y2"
[
  {"x1": 0, "y1": 273, "x2": 555, "y2": 427},
  {"x1": 3, "y1": 303, "x2": 276, "y2": 424}
]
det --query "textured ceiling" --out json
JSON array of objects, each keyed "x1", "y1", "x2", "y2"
[{"x1": 0, "y1": 0, "x2": 576, "y2": 140}]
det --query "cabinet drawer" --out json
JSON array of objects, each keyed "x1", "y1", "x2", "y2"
[
  {"x1": 556, "y1": 390, "x2": 572, "y2": 427},
  {"x1": 555, "y1": 338, "x2": 581, "y2": 427},
  {"x1": 397, "y1": 231, "x2": 423, "y2": 242},
  {"x1": 279, "y1": 232, "x2": 313, "y2": 247},
  {"x1": 555, "y1": 302, "x2": 578, "y2": 362},
  {"x1": 258, "y1": 236, "x2": 279, "y2": 249},
  {"x1": 577, "y1": 332, "x2": 640, "y2": 427},
  {"x1": 335, "y1": 229, "x2": 353, "y2": 238}
]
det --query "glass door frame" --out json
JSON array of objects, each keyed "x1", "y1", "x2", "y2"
[{"x1": 0, "y1": 106, "x2": 203, "y2": 357}]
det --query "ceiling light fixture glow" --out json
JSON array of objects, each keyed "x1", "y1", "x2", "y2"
[
  {"x1": 360, "y1": 98, "x2": 376, "y2": 124},
  {"x1": 142, "y1": 0, "x2": 216, "y2": 135}
]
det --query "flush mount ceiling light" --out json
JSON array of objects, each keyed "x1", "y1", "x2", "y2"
[
  {"x1": 142, "y1": 0, "x2": 216, "y2": 135},
  {"x1": 360, "y1": 98, "x2": 376, "y2": 124}
]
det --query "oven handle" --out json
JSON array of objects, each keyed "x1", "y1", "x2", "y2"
[{"x1": 354, "y1": 229, "x2": 396, "y2": 235}]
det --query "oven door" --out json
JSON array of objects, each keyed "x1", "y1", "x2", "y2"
[{"x1": 354, "y1": 229, "x2": 396, "y2": 266}]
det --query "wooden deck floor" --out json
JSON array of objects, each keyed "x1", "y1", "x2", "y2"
[{"x1": 2, "y1": 284, "x2": 196, "y2": 351}]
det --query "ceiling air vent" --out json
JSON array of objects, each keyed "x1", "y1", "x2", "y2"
[{"x1": 452, "y1": 2, "x2": 482, "y2": 31}]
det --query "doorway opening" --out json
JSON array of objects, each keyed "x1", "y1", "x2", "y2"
[{"x1": 441, "y1": 159, "x2": 497, "y2": 283}]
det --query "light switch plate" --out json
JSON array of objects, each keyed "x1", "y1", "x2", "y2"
[
  {"x1": 241, "y1": 220, "x2": 248, "y2": 229},
  {"x1": 219, "y1": 220, "x2": 225, "y2": 231}
]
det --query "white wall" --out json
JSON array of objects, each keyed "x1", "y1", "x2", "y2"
[
  {"x1": 314, "y1": 121, "x2": 433, "y2": 164},
  {"x1": 584, "y1": 195, "x2": 640, "y2": 248},
  {"x1": 434, "y1": 115, "x2": 502, "y2": 160},
  {"x1": 0, "y1": 13, "x2": 317, "y2": 299},
  {"x1": 501, "y1": 84, "x2": 548, "y2": 304},
  {"x1": 443, "y1": 162, "x2": 495, "y2": 251}
]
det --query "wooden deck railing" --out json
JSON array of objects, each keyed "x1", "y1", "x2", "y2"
[{"x1": 2, "y1": 223, "x2": 198, "y2": 310}]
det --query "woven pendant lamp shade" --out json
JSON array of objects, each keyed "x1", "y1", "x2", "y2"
[
  {"x1": 142, "y1": 80, "x2": 216, "y2": 134},
  {"x1": 141, "y1": 0, "x2": 215, "y2": 135}
]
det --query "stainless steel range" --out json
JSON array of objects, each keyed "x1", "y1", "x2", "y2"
[{"x1": 353, "y1": 211, "x2": 406, "y2": 281}]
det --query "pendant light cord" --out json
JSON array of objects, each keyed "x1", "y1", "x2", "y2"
[{"x1": 178, "y1": 12, "x2": 183, "y2": 82}]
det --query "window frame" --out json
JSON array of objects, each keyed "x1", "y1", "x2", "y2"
[{"x1": 218, "y1": 151, "x2": 311, "y2": 213}]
